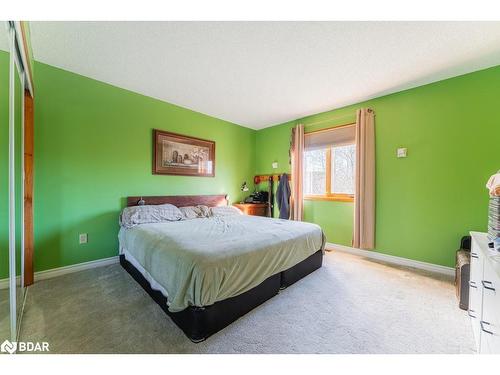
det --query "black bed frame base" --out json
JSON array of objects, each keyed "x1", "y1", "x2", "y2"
[{"x1": 120, "y1": 249, "x2": 323, "y2": 342}]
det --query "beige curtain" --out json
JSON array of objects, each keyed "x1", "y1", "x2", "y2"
[
  {"x1": 353, "y1": 108, "x2": 376, "y2": 249},
  {"x1": 290, "y1": 124, "x2": 305, "y2": 221}
]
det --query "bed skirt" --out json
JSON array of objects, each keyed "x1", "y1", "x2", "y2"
[{"x1": 120, "y1": 249, "x2": 323, "y2": 342}]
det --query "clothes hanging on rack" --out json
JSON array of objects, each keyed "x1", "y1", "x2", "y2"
[
  {"x1": 276, "y1": 173, "x2": 291, "y2": 219},
  {"x1": 267, "y1": 176, "x2": 274, "y2": 217}
]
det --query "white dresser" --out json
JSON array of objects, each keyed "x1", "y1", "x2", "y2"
[{"x1": 469, "y1": 232, "x2": 500, "y2": 353}]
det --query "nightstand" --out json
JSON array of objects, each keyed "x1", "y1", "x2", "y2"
[{"x1": 233, "y1": 203, "x2": 269, "y2": 217}]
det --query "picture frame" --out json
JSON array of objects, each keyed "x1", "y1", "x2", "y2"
[{"x1": 153, "y1": 129, "x2": 216, "y2": 177}]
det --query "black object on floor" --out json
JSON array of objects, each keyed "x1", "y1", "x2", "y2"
[{"x1": 460, "y1": 235, "x2": 471, "y2": 251}]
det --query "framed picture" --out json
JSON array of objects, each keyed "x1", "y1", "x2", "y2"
[{"x1": 153, "y1": 129, "x2": 215, "y2": 177}]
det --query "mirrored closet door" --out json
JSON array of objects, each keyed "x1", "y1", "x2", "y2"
[{"x1": 1, "y1": 21, "x2": 34, "y2": 344}]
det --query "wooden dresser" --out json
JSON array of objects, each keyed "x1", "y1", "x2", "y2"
[
  {"x1": 233, "y1": 203, "x2": 269, "y2": 217},
  {"x1": 469, "y1": 232, "x2": 500, "y2": 353}
]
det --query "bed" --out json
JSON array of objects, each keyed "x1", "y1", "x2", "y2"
[{"x1": 119, "y1": 194, "x2": 324, "y2": 342}]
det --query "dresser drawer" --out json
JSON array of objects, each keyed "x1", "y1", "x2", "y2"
[
  {"x1": 482, "y1": 324, "x2": 500, "y2": 354},
  {"x1": 469, "y1": 279, "x2": 482, "y2": 351},
  {"x1": 470, "y1": 238, "x2": 484, "y2": 282},
  {"x1": 245, "y1": 206, "x2": 267, "y2": 216},
  {"x1": 233, "y1": 203, "x2": 269, "y2": 217},
  {"x1": 479, "y1": 256, "x2": 500, "y2": 354},
  {"x1": 482, "y1": 259, "x2": 500, "y2": 325},
  {"x1": 469, "y1": 238, "x2": 485, "y2": 352}
]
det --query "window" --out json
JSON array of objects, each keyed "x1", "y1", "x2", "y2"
[
  {"x1": 303, "y1": 125, "x2": 356, "y2": 202},
  {"x1": 304, "y1": 148, "x2": 327, "y2": 195},
  {"x1": 331, "y1": 144, "x2": 356, "y2": 195}
]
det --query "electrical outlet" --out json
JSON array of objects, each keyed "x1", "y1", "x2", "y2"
[
  {"x1": 79, "y1": 233, "x2": 88, "y2": 244},
  {"x1": 397, "y1": 148, "x2": 407, "y2": 158}
]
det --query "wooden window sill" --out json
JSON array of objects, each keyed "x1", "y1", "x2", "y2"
[{"x1": 304, "y1": 195, "x2": 354, "y2": 203}]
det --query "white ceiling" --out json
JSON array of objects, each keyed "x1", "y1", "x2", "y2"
[{"x1": 9, "y1": 22, "x2": 500, "y2": 129}]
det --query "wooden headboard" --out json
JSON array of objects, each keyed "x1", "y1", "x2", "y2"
[{"x1": 126, "y1": 194, "x2": 228, "y2": 207}]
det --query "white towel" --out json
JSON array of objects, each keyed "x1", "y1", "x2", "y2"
[{"x1": 486, "y1": 172, "x2": 500, "y2": 197}]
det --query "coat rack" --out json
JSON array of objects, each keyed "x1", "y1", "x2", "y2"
[
  {"x1": 253, "y1": 173, "x2": 291, "y2": 185},
  {"x1": 252, "y1": 174, "x2": 291, "y2": 217}
]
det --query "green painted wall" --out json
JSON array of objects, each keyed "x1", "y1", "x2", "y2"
[
  {"x1": 256, "y1": 65, "x2": 500, "y2": 267},
  {"x1": 304, "y1": 200, "x2": 354, "y2": 246},
  {"x1": 32, "y1": 62, "x2": 256, "y2": 274}
]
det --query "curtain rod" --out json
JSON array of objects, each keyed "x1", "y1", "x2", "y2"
[
  {"x1": 305, "y1": 122, "x2": 355, "y2": 135},
  {"x1": 299, "y1": 113, "x2": 356, "y2": 127},
  {"x1": 298, "y1": 108, "x2": 374, "y2": 127}
]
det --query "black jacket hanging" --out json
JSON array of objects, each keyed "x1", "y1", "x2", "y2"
[{"x1": 276, "y1": 174, "x2": 291, "y2": 219}]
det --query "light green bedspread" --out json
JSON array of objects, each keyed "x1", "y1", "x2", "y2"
[{"x1": 118, "y1": 215, "x2": 324, "y2": 312}]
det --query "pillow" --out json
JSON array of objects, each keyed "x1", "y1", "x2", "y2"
[
  {"x1": 120, "y1": 204, "x2": 183, "y2": 228},
  {"x1": 196, "y1": 205, "x2": 211, "y2": 217},
  {"x1": 210, "y1": 205, "x2": 243, "y2": 217},
  {"x1": 179, "y1": 206, "x2": 200, "y2": 220},
  {"x1": 179, "y1": 205, "x2": 210, "y2": 220}
]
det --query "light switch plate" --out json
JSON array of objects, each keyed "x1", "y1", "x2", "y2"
[
  {"x1": 397, "y1": 148, "x2": 407, "y2": 158},
  {"x1": 272, "y1": 162, "x2": 278, "y2": 169},
  {"x1": 79, "y1": 233, "x2": 88, "y2": 244}
]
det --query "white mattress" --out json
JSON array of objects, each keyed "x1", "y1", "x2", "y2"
[{"x1": 121, "y1": 246, "x2": 170, "y2": 299}]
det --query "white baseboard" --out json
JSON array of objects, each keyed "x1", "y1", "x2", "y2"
[
  {"x1": 0, "y1": 275, "x2": 21, "y2": 290},
  {"x1": 326, "y1": 242, "x2": 455, "y2": 277},
  {"x1": 0, "y1": 256, "x2": 119, "y2": 290}
]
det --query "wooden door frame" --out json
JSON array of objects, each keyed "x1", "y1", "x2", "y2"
[{"x1": 24, "y1": 89, "x2": 34, "y2": 286}]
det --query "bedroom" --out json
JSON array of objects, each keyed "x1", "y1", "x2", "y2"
[{"x1": 1, "y1": 1, "x2": 500, "y2": 371}]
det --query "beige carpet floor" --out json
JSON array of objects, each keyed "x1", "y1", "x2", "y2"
[
  {"x1": 19, "y1": 251, "x2": 475, "y2": 354},
  {"x1": 0, "y1": 289, "x2": 9, "y2": 342}
]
